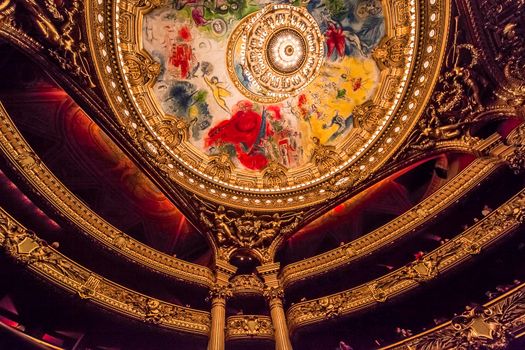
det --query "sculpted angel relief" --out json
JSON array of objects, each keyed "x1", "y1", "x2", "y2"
[{"x1": 143, "y1": 0, "x2": 384, "y2": 171}]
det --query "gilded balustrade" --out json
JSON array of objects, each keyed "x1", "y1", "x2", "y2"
[{"x1": 281, "y1": 157, "x2": 504, "y2": 288}]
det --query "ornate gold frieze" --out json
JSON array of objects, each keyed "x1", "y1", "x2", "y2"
[
  {"x1": 226, "y1": 315, "x2": 274, "y2": 340},
  {"x1": 286, "y1": 187, "x2": 525, "y2": 332},
  {"x1": 382, "y1": 284, "x2": 525, "y2": 350},
  {"x1": 0, "y1": 206, "x2": 211, "y2": 335},
  {"x1": 196, "y1": 196, "x2": 302, "y2": 262},
  {"x1": 230, "y1": 274, "x2": 265, "y2": 296},
  {"x1": 0, "y1": 101, "x2": 214, "y2": 287},
  {"x1": 280, "y1": 157, "x2": 503, "y2": 288}
]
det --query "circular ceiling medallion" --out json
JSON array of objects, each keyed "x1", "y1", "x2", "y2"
[
  {"x1": 86, "y1": 0, "x2": 451, "y2": 210},
  {"x1": 226, "y1": 5, "x2": 324, "y2": 103}
]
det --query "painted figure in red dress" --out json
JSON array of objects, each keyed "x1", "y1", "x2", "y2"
[{"x1": 205, "y1": 101, "x2": 277, "y2": 170}]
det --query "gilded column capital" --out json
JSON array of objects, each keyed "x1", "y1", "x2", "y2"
[
  {"x1": 263, "y1": 286, "x2": 285, "y2": 302},
  {"x1": 207, "y1": 284, "x2": 233, "y2": 302}
]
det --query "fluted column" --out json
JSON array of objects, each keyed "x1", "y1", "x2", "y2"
[
  {"x1": 266, "y1": 287, "x2": 293, "y2": 350},
  {"x1": 257, "y1": 263, "x2": 293, "y2": 350},
  {"x1": 207, "y1": 261, "x2": 236, "y2": 350},
  {"x1": 207, "y1": 288, "x2": 228, "y2": 350}
]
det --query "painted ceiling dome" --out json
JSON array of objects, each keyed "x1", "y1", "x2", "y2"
[{"x1": 84, "y1": 0, "x2": 447, "y2": 210}]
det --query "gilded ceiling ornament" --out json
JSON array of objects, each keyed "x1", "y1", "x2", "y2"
[
  {"x1": 197, "y1": 196, "x2": 303, "y2": 262},
  {"x1": 353, "y1": 101, "x2": 386, "y2": 134},
  {"x1": 9, "y1": 0, "x2": 95, "y2": 87},
  {"x1": 372, "y1": 35, "x2": 410, "y2": 70},
  {"x1": 205, "y1": 153, "x2": 234, "y2": 182},
  {"x1": 310, "y1": 137, "x2": 342, "y2": 175},
  {"x1": 226, "y1": 4, "x2": 324, "y2": 103},
  {"x1": 262, "y1": 161, "x2": 288, "y2": 188},
  {"x1": 481, "y1": 0, "x2": 525, "y2": 104},
  {"x1": 123, "y1": 52, "x2": 161, "y2": 87}
]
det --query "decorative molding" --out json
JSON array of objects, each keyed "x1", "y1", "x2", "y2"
[
  {"x1": 382, "y1": 284, "x2": 525, "y2": 349},
  {"x1": 0, "y1": 101, "x2": 214, "y2": 287},
  {"x1": 196, "y1": 196, "x2": 303, "y2": 262},
  {"x1": 226, "y1": 315, "x2": 274, "y2": 340},
  {"x1": 263, "y1": 286, "x2": 285, "y2": 301},
  {"x1": 207, "y1": 284, "x2": 233, "y2": 301},
  {"x1": 287, "y1": 187, "x2": 525, "y2": 332},
  {"x1": 281, "y1": 157, "x2": 503, "y2": 288},
  {"x1": 0, "y1": 206, "x2": 211, "y2": 335},
  {"x1": 230, "y1": 274, "x2": 265, "y2": 296},
  {"x1": 0, "y1": 0, "x2": 95, "y2": 87}
]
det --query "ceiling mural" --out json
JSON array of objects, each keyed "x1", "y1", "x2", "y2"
[
  {"x1": 85, "y1": 0, "x2": 449, "y2": 210},
  {"x1": 143, "y1": 1, "x2": 383, "y2": 171}
]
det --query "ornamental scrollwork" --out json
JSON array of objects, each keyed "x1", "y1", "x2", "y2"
[
  {"x1": 230, "y1": 274, "x2": 264, "y2": 295},
  {"x1": 372, "y1": 35, "x2": 410, "y2": 70},
  {"x1": 78, "y1": 275, "x2": 102, "y2": 299},
  {"x1": 503, "y1": 124, "x2": 525, "y2": 174},
  {"x1": 152, "y1": 116, "x2": 192, "y2": 150},
  {"x1": 123, "y1": 52, "x2": 161, "y2": 87},
  {"x1": 353, "y1": 101, "x2": 386, "y2": 134},
  {"x1": 205, "y1": 153, "x2": 234, "y2": 182},
  {"x1": 310, "y1": 137, "x2": 342, "y2": 175},
  {"x1": 406, "y1": 289, "x2": 525, "y2": 350},
  {"x1": 397, "y1": 42, "x2": 485, "y2": 158},
  {"x1": 226, "y1": 315, "x2": 273, "y2": 339},
  {"x1": 263, "y1": 286, "x2": 284, "y2": 301},
  {"x1": 207, "y1": 283, "x2": 233, "y2": 301},
  {"x1": 262, "y1": 162, "x2": 288, "y2": 188},
  {"x1": 3, "y1": 0, "x2": 96, "y2": 87},
  {"x1": 0, "y1": 213, "x2": 87, "y2": 282},
  {"x1": 480, "y1": 0, "x2": 525, "y2": 104},
  {"x1": 197, "y1": 197, "x2": 303, "y2": 262}
]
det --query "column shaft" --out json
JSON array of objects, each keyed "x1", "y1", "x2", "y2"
[
  {"x1": 207, "y1": 297, "x2": 226, "y2": 350},
  {"x1": 269, "y1": 298, "x2": 293, "y2": 350}
]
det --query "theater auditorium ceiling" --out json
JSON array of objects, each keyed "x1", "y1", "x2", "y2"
[{"x1": 0, "y1": 0, "x2": 525, "y2": 349}]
